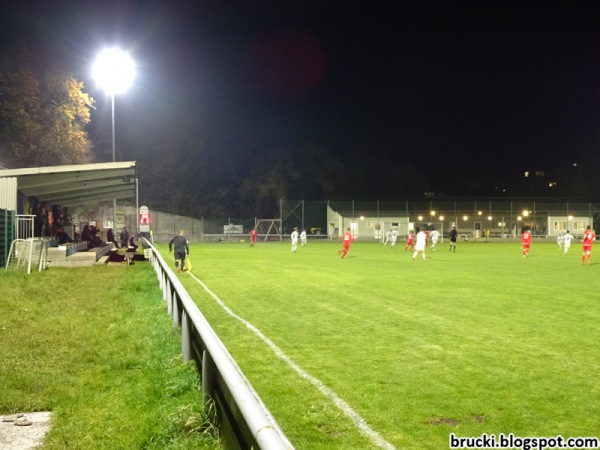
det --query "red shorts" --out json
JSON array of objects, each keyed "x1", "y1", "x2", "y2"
[{"x1": 583, "y1": 244, "x2": 592, "y2": 252}]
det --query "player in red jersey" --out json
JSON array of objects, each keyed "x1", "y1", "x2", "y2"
[
  {"x1": 249, "y1": 228, "x2": 258, "y2": 247},
  {"x1": 338, "y1": 228, "x2": 356, "y2": 259},
  {"x1": 405, "y1": 230, "x2": 415, "y2": 252},
  {"x1": 521, "y1": 228, "x2": 532, "y2": 257},
  {"x1": 582, "y1": 225, "x2": 595, "y2": 265}
]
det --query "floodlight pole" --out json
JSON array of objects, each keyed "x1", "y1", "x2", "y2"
[
  {"x1": 93, "y1": 48, "x2": 135, "y2": 233},
  {"x1": 111, "y1": 94, "x2": 116, "y2": 228},
  {"x1": 135, "y1": 177, "x2": 139, "y2": 235}
]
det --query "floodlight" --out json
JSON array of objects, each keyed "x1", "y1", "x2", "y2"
[{"x1": 92, "y1": 48, "x2": 135, "y2": 95}]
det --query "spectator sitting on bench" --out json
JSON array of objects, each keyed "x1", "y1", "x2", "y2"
[
  {"x1": 128, "y1": 235, "x2": 138, "y2": 251},
  {"x1": 81, "y1": 224, "x2": 99, "y2": 248},
  {"x1": 56, "y1": 226, "x2": 73, "y2": 245},
  {"x1": 107, "y1": 228, "x2": 120, "y2": 249},
  {"x1": 87, "y1": 225, "x2": 103, "y2": 248},
  {"x1": 81, "y1": 224, "x2": 91, "y2": 243}
]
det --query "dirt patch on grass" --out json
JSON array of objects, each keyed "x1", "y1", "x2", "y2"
[
  {"x1": 428, "y1": 416, "x2": 460, "y2": 426},
  {"x1": 0, "y1": 412, "x2": 52, "y2": 450}
]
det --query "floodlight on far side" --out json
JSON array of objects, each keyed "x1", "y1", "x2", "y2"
[{"x1": 92, "y1": 48, "x2": 135, "y2": 95}]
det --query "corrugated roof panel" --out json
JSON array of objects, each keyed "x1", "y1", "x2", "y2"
[{"x1": 0, "y1": 162, "x2": 136, "y2": 208}]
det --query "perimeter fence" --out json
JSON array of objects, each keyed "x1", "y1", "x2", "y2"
[
  {"x1": 75, "y1": 199, "x2": 600, "y2": 243},
  {"x1": 320, "y1": 199, "x2": 600, "y2": 240}
]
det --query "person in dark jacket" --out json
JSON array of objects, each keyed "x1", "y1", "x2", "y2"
[
  {"x1": 56, "y1": 226, "x2": 73, "y2": 245},
  {"x1": 168, "y1": 229, "x2": 189, "y2": 272},
  {"x1": 120, "y1": 227, "x2": 129, "y2": 248},
  {"x1": 107, "y1": 228, "x2": 119, "y2": 248},
  {"x1": 449, "y1": 226, "x2": 458, "y2": 252}
]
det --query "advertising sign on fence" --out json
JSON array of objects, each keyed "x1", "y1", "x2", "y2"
[
  {"x1": 224, "y1": 224, "x2": 243, "y2": 234},
  {"x1": 139, "y1": 205, "x2": 150, "y2": 232}
]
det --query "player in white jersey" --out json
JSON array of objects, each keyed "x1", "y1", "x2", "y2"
[
  {"x1": 412, "y1": 228, "x2": 427, "y2": 261},
  {"x1": 300, "y1": 229, "x2": 307, "y2": 247},
  {"x1": 562, "y1": 230, "x2": 573, "y2": 254},
  {"x1": 429, "y1": 229, "x2": 440, "y2": 251},
  {"x1": 383, "y1": 229, "x2": 392, "y2": 245},
  {"x1": 291, "y1": 227, "x2": 299, "y2": 253},
  {"x1": 557, "y1": 234, "x2": 563, "y2": 249},
  {"x1": 390, "y1": 229, "x2": 398, "y2": 247}
]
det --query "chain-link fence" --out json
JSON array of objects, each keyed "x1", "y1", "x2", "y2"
[
  {"x1": 71, "y1": 199, "x2": 600, "y2": 244},
  {"x1": 282, "y1": 199, "x2": 600, "y2": 241}
]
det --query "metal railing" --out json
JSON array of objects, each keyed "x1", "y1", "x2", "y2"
[
  {"x1": 143, "y1": 239, "x2": 294, "y2": 450},
  {"x1": 16, "y1": 214, "x2": 34, "y2": 239}
]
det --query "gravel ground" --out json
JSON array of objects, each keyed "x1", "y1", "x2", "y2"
[{"x1": 0, "y1": 412, "x2": 52, "y2": 450}]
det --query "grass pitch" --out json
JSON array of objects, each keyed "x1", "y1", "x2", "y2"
[
  {"x1": 0, "y1": 263, "x2": 220, "y2": 450},
  {"x1": 158, "y1": 238, "x2": 600, "y2": 449}
]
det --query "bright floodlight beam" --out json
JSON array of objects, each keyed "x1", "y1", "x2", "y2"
[
  {"x1": 92, "y1": 48, "x2": 135, "y2": 95},
  {"x1": 92, "y1": 48, "x2": 135, "y2": 229}
]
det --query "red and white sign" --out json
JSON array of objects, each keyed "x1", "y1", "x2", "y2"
[{"x1": 139, "y1": 205, "x2": 150, "y2": 232}]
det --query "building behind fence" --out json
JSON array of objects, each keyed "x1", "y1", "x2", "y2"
[{"x1": 323, "y1": 199, "x2": 600, "y2": 240}]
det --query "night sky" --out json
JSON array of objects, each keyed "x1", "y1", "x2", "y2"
[{"x1": 3, "y1": 1, "x2": 600, "y2": 200}]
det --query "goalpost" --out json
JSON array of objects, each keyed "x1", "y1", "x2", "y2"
[
  {"x1": 5, "y1": 215, "x2": 48, "y2": 274},
  {"x1": 5, "y1": 238, "x2": 48, "y2": 274},
  {"x1": 255, "y1": 219, "x2": 282, "y2": 241}
]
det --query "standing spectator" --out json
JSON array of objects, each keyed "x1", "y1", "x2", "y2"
[
  {"x1": 449, "y1": 226, "x2": 458, "y2": 252},
  {"x1": 412, "y1": 228, "x2": 427, "y2": 261},
  {"x1": 430, "y1": 228, "x2": 440, "y2": 251},
  {"x1": 249, "y1": 228, "x2": 258, "y2": 247},
  {"x1": 120, "y1": 227, "x2": 129, "y2": 248},
  {"x1": 338, "y1": 228, "x2": 356, "y2": 259},
  {"x1": 300, "y1": 229, "x2": 307, "y2": 247},
  {"x1": 107, "y1": 228, "x2": 119, "y2": 249},
  {"x1": 404, "y1": 230, "x2": 415, "y2": 252},
  {"x1": 291, "y1": 227, "x2": 299, "y2": 253},
  {"x1": 582, "y1": 225, "x2": 595, "y2": 265},
  {"x1": 521, "y1": 227, "x2": 532, "y2": 257},
  {"x1": 169, "y1": 229, "x2": 190, "y2": 272},
  {"x1": 562, "y1": 230, "x2": 573, "y2": 255}
]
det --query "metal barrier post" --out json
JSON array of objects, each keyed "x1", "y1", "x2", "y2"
[
  {"x1": 201, "y1": 350, "x2": 216, "y2": 412},
  {"x1": 181, "y1": 310, "x2": 190, "y2": 362}
]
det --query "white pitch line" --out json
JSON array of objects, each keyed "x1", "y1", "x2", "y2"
[{"x1": 187, "y1": 272, "x2": 397, "y2": 450}]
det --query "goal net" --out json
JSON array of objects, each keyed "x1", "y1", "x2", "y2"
[{"x1": 5, "y1": 238, "x2": 49, "y2": 274}]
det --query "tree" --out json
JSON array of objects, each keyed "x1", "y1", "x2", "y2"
[{"x1": 0, "y1": 52, "x2": 94, "y2": 168}]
